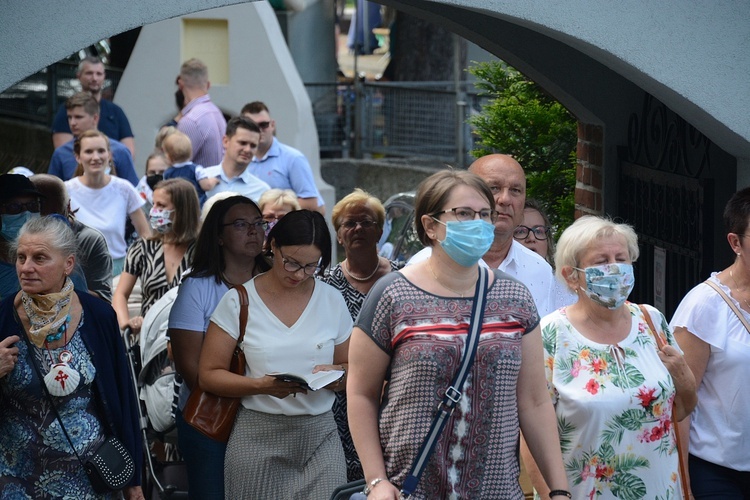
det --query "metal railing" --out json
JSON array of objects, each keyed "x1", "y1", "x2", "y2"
[
  {"x1": 0, "y1": 62, "x2": 123, "y2": 125},
  {"x1": 306, "y1": 80, "x2": 486, "y2": 167}
]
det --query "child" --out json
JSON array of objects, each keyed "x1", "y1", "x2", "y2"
[{"x1": 161, "y1": 131, "x2": 218, "y2": 205}]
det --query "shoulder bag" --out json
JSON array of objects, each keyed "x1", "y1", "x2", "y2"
[
  {"x1": 333, "y1": 267, "x2": 489, "y2": 500},
  {"x1": 182, "y1": 284, "x2": 249, "y2": 443},
  {"x1": 638, "y1": 304, "x2": 689, "y2": 500},
  {"x1": 703, "y1": 279, "x2": 750, "y2": 332}
]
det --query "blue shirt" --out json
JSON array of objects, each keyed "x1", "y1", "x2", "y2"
[
  {"x1": 203, "y1": 163, "x2": 270, "y2": 203},
  {"x1": 164, "y1": 162, "x2": 206, "y2": 205},
  {"x1": 249, "y1": 138, "x2": 323, "y2": 205},
  {"x1": 52, "y1": 99, "x2": 133, "y2": 142},
  {"x1": 48, "y1": 137, "x2": 139, "y2": 186}
]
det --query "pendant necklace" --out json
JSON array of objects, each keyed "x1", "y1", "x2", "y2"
[
  {"x1": 343, "y1": 258, "x2": 380, "y2": 282},
  {"x1": 729, "y1": 269, "x2": 750, "y2": 310},
  {"x1": 43, "y1": 322, "x2": 80, "y2": 397},
  {"x1": 428, "y1": 261, "x2": 475, "y2": 298}
]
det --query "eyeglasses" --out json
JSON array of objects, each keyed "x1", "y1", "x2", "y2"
[
  {"x1": 278, "y1": 248, "x2": 320, "y2": 276},
  {"x1": 341, "y1": 219, "x2": 378, "y2": 230},
  {"x1": 222, "y1": 219, "x2": 268, "y2": 233},
  {"x1": 255, "y1": 121, "x2": 271, "y2": 130},
  {"x1": 513, "y1": 225, "x2": 550, "y2": 240},
  {"x1": 2, "y1": 200, "x2": 40, "y2": 215},
  {"x1": 263, "y1": 213, "x2": 287, "y2": 223},
  {"x1": 430, "y1": 207, "x2": 498, "y2": 223}
]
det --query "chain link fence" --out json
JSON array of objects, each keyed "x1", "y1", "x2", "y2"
[{"x1": 307, "y1": 80, "x2": 487, "y2": 167}]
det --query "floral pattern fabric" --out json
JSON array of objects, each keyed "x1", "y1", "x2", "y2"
[
  {"x1": 0, "y1": 317, "x2": 113, "y2": 499},
  {"x1": 539, "y1": 303, "x2": 682, "y2": 500}
]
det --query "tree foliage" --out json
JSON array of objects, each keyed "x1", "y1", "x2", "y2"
[{"x1": 469, "y1": 61, "x2": 577, "y2": 230}]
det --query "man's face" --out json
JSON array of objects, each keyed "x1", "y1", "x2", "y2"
[
  {"x1": 244, "y1": 110, "x2": 275, "y2": 150},
  {"x1": 78, "y1": 62, "x2": 105, "y2": 94},
  {"x1": 470, "y1": 157, "x2": 526, "y2": 238},
  {"x1": 223, "y1": 128, "x2": 260, "y2": 168},
  {"x1": 67, "y1": 106, "x2": 98, "y2": 136},
  {"x1": 1, "y1": 195, "x2": 40, "y2": 216}
]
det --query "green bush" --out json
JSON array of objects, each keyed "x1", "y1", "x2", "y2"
[{"x1": 469, "y1": 61, "x2": 577, "y2": 231}]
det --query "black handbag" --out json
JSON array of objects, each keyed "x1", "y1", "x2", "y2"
[
  {"x1": 24, "y1": 329, "x2": 136, "y2": 493},
  {"x1": 333, "y1": 267, "x2": 489, "y2": 500}
]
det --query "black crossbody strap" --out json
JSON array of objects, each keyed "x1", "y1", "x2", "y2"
[{"x1": 400, "y1": 266, "x2": 489, "y2": 497}]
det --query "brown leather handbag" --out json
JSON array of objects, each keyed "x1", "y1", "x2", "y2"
[{"x1": 182, "y1": 284, "x2": 249, "y2": 443}]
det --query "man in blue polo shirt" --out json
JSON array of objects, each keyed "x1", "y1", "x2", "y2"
[
  {"x1": 48, "y1": 92, "x2": 139, "y2": 186},
  {"x1": 241, "y1": 101, "x2": 325, "y2": 213},
  {"x1": 51, "y1": 56, "x2": 135, "y2": 157}
]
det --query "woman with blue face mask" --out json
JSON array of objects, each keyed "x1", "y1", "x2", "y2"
[
  {"x1": 347, "y1": 170, "x2": 571, "y2": 499},
  {"x1": 521, "y1": 216, "x2": 696, "y2": 500}
]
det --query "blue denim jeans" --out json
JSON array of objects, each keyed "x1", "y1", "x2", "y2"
[
  {"x1": 175, "y1": 408, "x2": 226, "y2": 500},
  {"x1": 689, "y1": 454, "x2": 750, "y2": 500}
]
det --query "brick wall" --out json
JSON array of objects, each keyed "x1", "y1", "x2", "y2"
[{"x1": 575, "y1": 122, "x2": 604, "y2": 217}]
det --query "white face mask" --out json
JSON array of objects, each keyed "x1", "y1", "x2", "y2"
[
  {"x1": 149, "y1": 208, "x2": 173, "y2": 234},
  {"x1": 574, "y1": 263, "x2": 635, "y2": 309}
]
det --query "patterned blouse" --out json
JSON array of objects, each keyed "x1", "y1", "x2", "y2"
[
  {"x1": 321, "y1": 260, "x2": 403, "y2": 482},
  {"x1": 540, "y1": 303, "x2": 682, "y2": 499},
  {"x1": 356, "y1": 270, "x2": 539, "y2": 499},
  {"x1": 124, "y1": 238, "x2": 194, "y2": 317}
]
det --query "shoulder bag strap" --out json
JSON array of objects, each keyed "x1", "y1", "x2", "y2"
[
  {"x1": 703, "y1": 279, "x2": 750, "y2": 333},
  {"x1": 231, "y1": 284, "x2": 249, "y2": 375},
  {"x1": 638, "y1": 304, "x2": 689, "y2": 500},
  {"x1": 400, "y1": 266, "x2": 489, "y2": 497}
]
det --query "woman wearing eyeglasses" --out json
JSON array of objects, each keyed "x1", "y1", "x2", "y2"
[
  {"x1": 322, "y1": 188, "x2": 404, "y2": 482},
  {"x1": 199, "y1": 209, "x2": 352, "y2": 498},
  {"x1": 258, "y1": 188, "x2": 300, "y2": 235},
  {"x1": 514, "y1": 199, "x2": 555, "y2": 268},
  {"x1": 348, "y1": 170, "x2": 570, "y2": 499},
  {"x1": 168, "y1": 195, "x2": 270, "y2": 499}
]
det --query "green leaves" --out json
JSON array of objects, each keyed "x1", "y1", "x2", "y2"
[{"x1": 469, "y1": 61, "x2": 577, "y2": 230}]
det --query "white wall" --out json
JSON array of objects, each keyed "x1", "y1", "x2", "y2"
[{"x1": 115, "y1": 1, "x2": 333, "y2": 209}]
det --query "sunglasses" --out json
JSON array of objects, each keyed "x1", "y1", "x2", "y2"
[{"x1": 255, "y1": 121, "x2": 272, "y2": 130}]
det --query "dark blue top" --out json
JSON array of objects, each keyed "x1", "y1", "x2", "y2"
[
  {"x1": 52, "y1": 99, "x2": 133, "y2": 142},
  {"x1": 164, "y1": 163, "x2": 207, "y2": 205},
  {"x1": 0, "y1": 292, "x2": 143, "y2": 486}
]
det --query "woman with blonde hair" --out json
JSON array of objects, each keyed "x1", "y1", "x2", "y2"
[
  {"x1": 523, "y1": 215, "x2": 695, "y2": 499},
  {"x1": 65, "y1": 130, "x2": 151, "y2": 276},
  {"x1": 323, "y1": 188, "x2": 403, "y2": 481},
  {"x1": 258, "y1": 188, "x2": 300, "y2": 233}
]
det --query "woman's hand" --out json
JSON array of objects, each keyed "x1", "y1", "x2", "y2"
[
  {"x1": 0, "y1": 335, "x2": 20, "y2": 378},
  {"x1": 313, "y1": 363, "x2": 346, "y2": 391},
  {"x1": 127, "y1": 315, "x2": 144, "y2": 335},
  {"x1": 658, "y1": 344, "x2": 697, "y2": 419},
  {"x1": 367, "y1": 479, "x2": 401, "y2": 500},
  {"x1": 123, "y1": 485, "x2": 145, "y2": 500},
  {"x1": 259, "y1": 375, "x2": 307, "y2": 399}
]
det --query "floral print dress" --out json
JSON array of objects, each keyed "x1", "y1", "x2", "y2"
[
  {"x1": 540, "y1": 303, "x2": 682, "y2": 500},
  {"x1": 0, "y1": 317, "x2": 113, "y2": 500}
]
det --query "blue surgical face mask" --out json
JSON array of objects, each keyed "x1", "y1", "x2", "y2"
[
  {"x1": 574, "y1": 263, "x2": 635, "y2": 310},
  {"x1": 1, "y1": 211, "x2": 39, "y2": 242},
  {"x1": 435, "y1": 219, "x2": 495, "y2": 267}
]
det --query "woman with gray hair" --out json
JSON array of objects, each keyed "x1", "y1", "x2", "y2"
[
  {"x1": 0, "y1": 216, "x2": 143, "y2": 498},
  {"x1": 522, "y1": 215, "x2": 696, "y2": 499}
]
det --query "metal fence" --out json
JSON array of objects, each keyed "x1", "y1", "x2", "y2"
[
  {"x1": 0, "y1": 62, "x2": 123, "y2": 125},
  {"x1": 306, "y1": 80, "x2": 487, "y2": 167},
  {"x1": 1, "y1": 68, "x2": 482, "y2": 167}
]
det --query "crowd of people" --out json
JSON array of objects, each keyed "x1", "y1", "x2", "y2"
[{"x1": 0, "y1": 54, "x2": 747, "y2": 500}]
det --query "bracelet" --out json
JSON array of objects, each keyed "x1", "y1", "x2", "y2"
[
  {"x1": 549, "y1": 490, "x2": 572, "y2": 499},
  {"x1": 363, "y1": 477, "x2": 385, "y2": 495}
]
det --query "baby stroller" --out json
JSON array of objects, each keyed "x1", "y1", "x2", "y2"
[{"x1": 124, "y1": 287, "x2": 189, "y2": 499}]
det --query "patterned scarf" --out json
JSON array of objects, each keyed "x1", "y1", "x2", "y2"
[{"x1": 22, "y1": 277, "x2": 74, "y2": 348}]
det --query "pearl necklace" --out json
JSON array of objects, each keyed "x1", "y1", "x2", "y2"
[
  {"x1": 729, "y1": 269, "x2": 750, "y2": 310},
  {"x1": 428, "y1": 261, "x2": 476, "y2": 298},
  {"x1": 343, "y1": 259, "x2": 380, "y2": 282}
]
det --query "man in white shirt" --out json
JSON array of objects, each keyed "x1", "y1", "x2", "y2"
[
  {"x1": 202, "y1": 116, "x2": 270, "y2": 203},
  {"x1": 409, "y1": 154, "x2": 576, "y2": 317}
]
